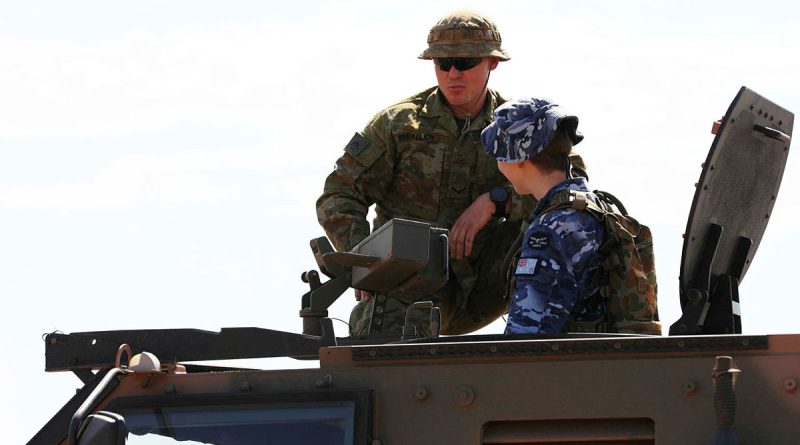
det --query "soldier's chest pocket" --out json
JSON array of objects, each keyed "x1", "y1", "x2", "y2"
[
  {"x1": 473, "y1": 144, "x2": 500, "y2": 192},
  {"x1": 392, "y1": 143, "x2": 444, "y2": 219}
]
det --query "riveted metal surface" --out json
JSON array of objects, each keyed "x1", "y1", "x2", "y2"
[
  {"x1": 681, "y1": 86, "x2": 793, "y2": 299},
  {"x1": 349, "y1": 335, "x2": 768, "y2": 362}
]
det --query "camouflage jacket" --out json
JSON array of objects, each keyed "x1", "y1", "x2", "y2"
[
  {"x1": 505, "y1": 178, "x2": 606, "y2": 334},
  {"x1": 316, "y1": 86, "x2": 536, "y2": 252}
]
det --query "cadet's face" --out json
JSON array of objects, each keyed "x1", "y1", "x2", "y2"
[
  {"x1": 497, "y1": 161, "x2": 529, "y2": 194},
  {"x1": 434, "y1": 57, "x2": 498, "y2": 114}
]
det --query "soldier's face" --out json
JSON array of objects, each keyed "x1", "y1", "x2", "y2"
[{"x1": 434, "y1": 57, "x2": 498, "y2": 112}]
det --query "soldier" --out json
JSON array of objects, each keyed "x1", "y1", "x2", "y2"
[
  {"x1": 481, "y1": 98, "x2": 606, "y2": 334},
  {"x1": 316, "y1": 11, "x2": 586, "y2": 336}
]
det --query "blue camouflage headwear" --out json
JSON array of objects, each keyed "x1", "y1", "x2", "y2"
[{"x1": 481, "y1": 97, "x2": 583, "y2": 163}]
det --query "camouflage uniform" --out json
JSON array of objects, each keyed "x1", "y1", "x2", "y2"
[
  {"x1": 481, "y1": 96, "x2": 607, "y2": 334},
  {"x1": 316, "y1": 12, "x2": 589, "y2": 337},
  {"x1": 505, "y1": 178, "x2": 606, "y2": 334},
  {"x1": 317, "y1": 86, "x2": 541, "y2": 336}
]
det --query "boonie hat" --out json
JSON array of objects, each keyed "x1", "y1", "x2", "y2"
[
  {"x1": 481, "y1": 97, "x2": 583, "y2": 163},
  {"x1": 419, "y1": 10, "x2": 510, "y2": 60}
]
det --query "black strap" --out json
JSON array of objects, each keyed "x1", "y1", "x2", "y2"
[{"x1": 594, "y1": 190, "x2": 628, "y2": 216}]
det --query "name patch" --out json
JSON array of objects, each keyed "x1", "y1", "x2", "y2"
[{"x1": 397, "y1": 133, "x2": 435, "y2": 143}]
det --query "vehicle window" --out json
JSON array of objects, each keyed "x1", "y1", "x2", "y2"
[{"x1": 120, "y1": 401, "x2": 355, "y2": 445}]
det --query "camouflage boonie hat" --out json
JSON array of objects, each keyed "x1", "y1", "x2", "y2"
[
  {"x1": 418, "y1": 10, "x2": 510, "y2": 60},
  {"x1": 481, "y1": 97, "x2": 584, "y2": 164}
]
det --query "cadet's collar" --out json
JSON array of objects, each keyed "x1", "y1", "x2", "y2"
[
  {"x1": 534, "y1": 178, "x2": 590, "y2": 214},
  {"x1": 549, "y1": 177, "x2": 589, "y2": 196}
]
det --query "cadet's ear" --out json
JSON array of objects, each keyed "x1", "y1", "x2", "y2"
[{"x1": 488, "y1": 57, "x2": 499, "y2": 71}]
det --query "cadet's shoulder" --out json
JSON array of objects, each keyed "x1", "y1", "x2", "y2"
[{"x1": 537, "y1": 207, "x2": 604, "y2": 237}]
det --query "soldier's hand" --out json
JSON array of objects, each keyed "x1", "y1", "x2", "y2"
[
  {"x1": 449, "y1": 193, "x2": 494, "y2": 260},
  {"x1": 355, "y1": 289, "x2": 373, "y2": 302}
]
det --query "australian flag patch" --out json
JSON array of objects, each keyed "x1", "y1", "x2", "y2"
[{"x1": 515, "y1": 258, "x2": 538, "y2": 276}]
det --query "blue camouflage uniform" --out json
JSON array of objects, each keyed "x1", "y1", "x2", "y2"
[
  {"x1": 506, "y1": 178, "x2": 605, "y2": 334},
  {"x1": 481, "y1": 96, "x2": 606, "y2": 334}
]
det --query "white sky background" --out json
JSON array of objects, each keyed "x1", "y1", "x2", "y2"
[{"x1": 2, "y1": 0, "x2": 798, "y2": 441}]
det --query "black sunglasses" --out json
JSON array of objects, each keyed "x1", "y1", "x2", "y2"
[{"x1": 434, "y1": 57, "x2": 484, "y2": 72}]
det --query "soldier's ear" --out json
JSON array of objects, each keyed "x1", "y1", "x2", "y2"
[{"x1": 488, "y1": 57, "x2": 499, "y2": 71}]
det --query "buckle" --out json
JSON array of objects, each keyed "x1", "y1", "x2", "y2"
[{"x1": 569, "y1": 191, "x2": 588, "y2": 210}]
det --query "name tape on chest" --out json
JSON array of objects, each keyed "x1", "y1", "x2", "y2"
[{"x1": 397, "y1": 132, "x2": 435, "y2": 143}]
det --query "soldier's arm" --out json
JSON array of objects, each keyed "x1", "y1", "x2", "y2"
[
  {"x1": 316, "y1": 115, "x2": 394, "y2": 252},
  {"x1": 449, "y1": 193, "x2": 496, "y2": 259}
]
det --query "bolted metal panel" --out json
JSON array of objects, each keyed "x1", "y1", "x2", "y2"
[
  {"x1": 680, "y1": 87, "x2": 793, "y2": 301},
  {"x1": 348, "y1": 335, "x2": 769, "y2": 362}
]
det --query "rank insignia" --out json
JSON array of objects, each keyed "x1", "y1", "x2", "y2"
[{"x1": 345, "y1": 132, "x2": 369, "y2": 156}]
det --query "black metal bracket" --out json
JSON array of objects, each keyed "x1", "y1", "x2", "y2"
[
  {"x1": 73, "y1": 369, "x2": 97, "y2": 385},
  {"x1": 705, "y1": 274, "x2": 742, "y2": 335},
  {"x1": 754, "y1": 124, "x2": 791, "y2": 143},
  {"x1": 401, "y1": 301, "x2": 441, "y2": 341},
  {"x1": 44, "y1": 325, "x2": 338, "y2": 372},
  {"x1": 670, "y1": 224, "x2": 747, "y2": 335},
  {"x1": 300, "y1": 237, "x2": 352, "y2": 336},
  {"x1": 671, "y1": 224, "x2": 721, "y2": 335},
  {"x1": 44, "y1": 324, "x2": 412, "y2": 375},
  {"x1": 27, "y1": 369, "x2": 118, "y2": 445},
  {"x1": 69, "y1": 368, "x2": 126, "y2": 445}
]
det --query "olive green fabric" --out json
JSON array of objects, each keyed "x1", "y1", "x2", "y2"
[
  {"x1": 418, "y1": 10, "x2": 510, "y2": 60},
  {"x1": 317, "y1": 87, "x2": 587, "y2": 336},
  {"x1": 317, "y1": 87, "x2": 530, "y2": 253}
]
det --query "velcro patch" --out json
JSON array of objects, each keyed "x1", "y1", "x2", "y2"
[
  {"x1": 527, "y1": 232, "x2": 550, "y2": 249},
  {"x1": 515, "y1": 258, "x2": 538, "y2": 276},
  {"x1": 344, "y1": 132, "x2": 369, "y2": 156}
]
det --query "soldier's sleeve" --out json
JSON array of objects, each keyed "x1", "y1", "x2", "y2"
[
  {"x1": 316, "y1": 113, "x2": 394, "y2": 252},
  {"x1": 505, "y1": 210, "x2": 603, "y2": 334}
]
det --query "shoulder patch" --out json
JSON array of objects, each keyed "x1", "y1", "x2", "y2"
[
  {"x1": 515, "y1": 258, "x2": 538, "y2": 276},
  {"x1": 344, "y1": 132, "x2": 369, "y2": 156},
  {"x1": 527, "y1": 231, "x2": 550, "y2": 249}
]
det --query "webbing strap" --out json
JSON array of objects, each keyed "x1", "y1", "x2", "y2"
[{"x1": 538, "y1": 189, "x2": 617, "y2": 220}]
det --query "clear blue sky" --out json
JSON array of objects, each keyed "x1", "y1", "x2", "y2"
[{"x1": 2, "y1": 1, "x2": 798, "y2": 442}]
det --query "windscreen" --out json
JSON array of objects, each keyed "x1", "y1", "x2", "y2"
[{"x1": 119, "y1": 401, "x2": 355, "y2": 445}]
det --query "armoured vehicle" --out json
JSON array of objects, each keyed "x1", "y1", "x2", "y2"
[{"x1": 29, "y1": 87, "x2": 795, "y2": 444}]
